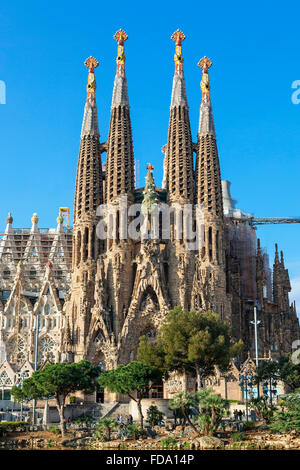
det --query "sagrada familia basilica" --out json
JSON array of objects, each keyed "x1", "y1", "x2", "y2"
[{"x1": 0, "y1": 30, "x2": 299, "y2": 402}]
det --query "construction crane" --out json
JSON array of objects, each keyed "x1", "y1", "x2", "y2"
[{"x1": 227, "y1": 216, "x2": 300, "y2": 227}]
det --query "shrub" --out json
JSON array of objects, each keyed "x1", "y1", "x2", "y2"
[
  {"x1": 69, "y1": 396, "x2": 76, "y2": 404},
  {"x1": 269, "y1": 392, "x2": 300, "y2": 433},
  {"x1": 73, "y1": 415, "x2": 93, "y2": 427},
  {"x1": 160, "y1": 436, "x2": 178, "y2": 449},
  {"x1": 126, "y1": 423, "x2": 143, "y2": 440},
  {"x1": 146, "y1": 405, "x2": 164, "y2": 427},
  {"x1": 231, "y1": 432, "x2": 246, "y2": 442},
  {"x1": 49, "y1": 426, "x2": 61, "y2": 435},
  {"x1": 242, "y1": 421, "x2": 255, "y2": 431},
  {"x1": 0, "y1": 421, "x2": 29, "y2": 436}
]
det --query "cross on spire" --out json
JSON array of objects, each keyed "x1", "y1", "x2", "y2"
[{"x1": 146, "y1": 164, "x2": 154, "y2": 172}]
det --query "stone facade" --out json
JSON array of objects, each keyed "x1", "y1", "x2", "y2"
[{"x1": 0, "y1": 30, "x2": 299, "y2": 400}]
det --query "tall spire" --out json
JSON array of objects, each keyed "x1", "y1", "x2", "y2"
[
  {"x1": 81, "y1": 57, "x2": 100, "y2": 138},
  {"x1": 73, "y1": 56, "x2": 103, "y2": 232},
  {"x1": 106, "y1": 29, "x2": 135, "y2": 202},
  {"x1": 165, "y1": 30, "x2": 193, "y2": 203},
  {"x1": 198, "y1": 56, "x2": 216, "y2": 137},
  {"x1": 111, "y1": 29, "x2": 129, "y2": 108},
  {"x1": 170, "y1": 29, "x2": 188, "y2": 108},
  {"x1": 195, "y1": 57, "x2": 223, "y2": 217}
]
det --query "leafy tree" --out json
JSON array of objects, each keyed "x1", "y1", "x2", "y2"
[
  {"x1": 169, "y1": 392, "x2": 199, "y2": 433},
  {"x1": 249, "y1": 396, "x2": 276, "y2": 424},
  {"x1": 137, "y1": 336, "x2": 165, "y2": 371},
  {"x1": 278, "y1": 356, "x2": 300, "y2": 392},
  {"x1": 146, "y1": 405, "x2": 164, "y2": 427},
  {"x1": 98, "y1": 361, "x2": 161, "y2": 429},
  {"x1": 94, "y1": 418, "x2": 117, "y2": 441},
  {"x1": 196, "y1": 387, "x2": 229, "y2": 436},
  {"x1": 269, "y1": 391, "x2": 300, "y2": 433},
  {"x1": 138, "y1": 307, "x2": 243, "y2": 389},
  {"x1": 125, "y1": 423, "x2": 143, "y2": 440},
  {"x1": 169, "y1": 389, "x2": 229, "y2": 436},
  {"x1": 12, "y1": 361, "x2": 100, "y2": 437}
]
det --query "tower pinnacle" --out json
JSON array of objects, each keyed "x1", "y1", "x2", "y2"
[
  {"x1": 198, "y1": 56, "x2": 215, "y2": 136},
  {"x1": 81, "y1": 56, "x2": 100, "y2": 138},
  {"x1": 171, "y1": 29, "x2": 186, "y2": 76},
  {"x1": 114, "y1": 29, "x2": 128, "y2": 75},
  {"x1": 170, "y1": 29, "x2": 188, "y2": 108},
  {"x1": 111, "y1": 29, "x2": 129, "y2": 108}
]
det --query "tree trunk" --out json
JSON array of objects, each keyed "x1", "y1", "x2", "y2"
[
  {"x1": 56, "y1": 398, "x2": 66, "y2": 438},
  {"x1": 137, "y1": 399, "x2": 144, "y2": 429},
  {"x1": 195, "y1": 363, "x2": 202, "y2": 390},
  {"x1": 181, "y1": 403, "x2": 199, "y2": 435}
]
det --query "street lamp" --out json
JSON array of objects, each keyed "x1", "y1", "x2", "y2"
[
  {"x1": 32, "y1": 312, "x2": 41, "y2": 425},
  {"x1": 17, "y1": 370, "x2": 27, "y2": 420},
  {"x1": 239, "y1": 365, "x2": 254, "y2": 422},
  {"x1": 250, "y1": 303, "x2": 262, "y2": 397}
]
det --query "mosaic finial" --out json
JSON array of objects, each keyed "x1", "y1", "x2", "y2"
[
  {"x1": 198, "y1": 56, "x2": 212, "y2": 103},
  {"x1": 114, "y1": 29, "x2": 128, "y2": 74},
  {"x1": 171, "y1": 29, "x2": 185, "y2": 75},
  {"x1": 84, "y1": 56, "x2": 99, "y2": 98}
]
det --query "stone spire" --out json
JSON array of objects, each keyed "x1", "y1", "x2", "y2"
[
  {"x1": 141, "y1": 164, "x2": 158, "y2": 215},
  {"x1": 273, "y1": 244, "x2": 291, "y2": 311},
  {"x1": 165, "y1": 30, "x2": 193, "y2": 202},
  {"x1": 197, "y1": 56, "x2": 216, "y2": 137},
  {"x1": 106, "y1": 29, "x2": 135, "y2": 202},
  {"x1": 74, "y1": 57, "x2": 103, "y2": 225},
  {"x1": 195, "y1": 57, "x2": 223, "y2": 218},
  {"x1": 81, "y1": 57, "x2": 100, "y2": 138}
]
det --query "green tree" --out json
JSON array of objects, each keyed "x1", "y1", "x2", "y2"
[
  {"x1": 94, "y1": 418, "x2": 117, "y2": 441},
  {"x1": 196, "y1": 387, "x2": 229, "y2": 436},
  {"x1": 12, "y1": 361, "x2": 100, "y2": 437},
  {"x1": 169, "y1": 392, "x2": 198, "y2": 431},
  {"x1": 169, "y1": 389, "x2": 229, "y2": 436},
  {"x1": 98, "y1": 361, "x2": 161, "y2": 429},
  {"x1": 146, "y1": 405, "x2": 164, "y2": 427},
  {"x1": 269, "y1": 391, "x2": 300, "y2": 433},
  {"x1": 138, "y1": 307, "x2": 243, "y2": 389},
  {"x1": 278, "y1": 356, "x2": 300, "y2": 392},
  {"x1": 249, "y1": 396, "x2": 276, "y2": 424}
]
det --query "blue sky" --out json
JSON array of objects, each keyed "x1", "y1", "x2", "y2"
[{"x1": 0, "y1": 1, "x2": 299, "y2": 308}]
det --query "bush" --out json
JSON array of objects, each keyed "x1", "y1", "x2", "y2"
[
  {"x1": 160, "y1": 436, "x2": 178, "y2": 449},
  {"x1": 269, "y1": 392, "x2": 300, "y2": 433},
  {"x1": 146, "y1": 405, "x2": 164, "y2": 427},
  {"x1": 69, "y1": 396, "x2": 76, "y2": 404},
  {"x1": 231, "y1": 432, "x2": 246, "y2": 442},
  {"x1": 73, "y1": 415, "x2": 93, "y2": 427},
  {"x1": 125, "y1": 423, "x2": 143, "y2": 440},
  {"x1": 0, "y1": 421, "x2": 29, "y2": 436},
  {"x1": 242, "y1": 421, "x2": 255, "y2": 431},
  {"x1": 49, "y1": 426, "x2": 61, "y2": 435}
]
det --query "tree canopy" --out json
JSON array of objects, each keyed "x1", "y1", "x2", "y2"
[
  {"x1": 138, "y1": 306, "x2": 243, "y2": 388},
  {"x1": 12, "y1": 360, "x2": 100, "y2": 436},
  {"x1": 98, "y1": 361, "x2": 161, "y2": 428}
]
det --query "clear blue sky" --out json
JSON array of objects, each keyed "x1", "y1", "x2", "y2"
[{"x1": 0, "y1": 1, "x2": 299, "y2": 308}]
